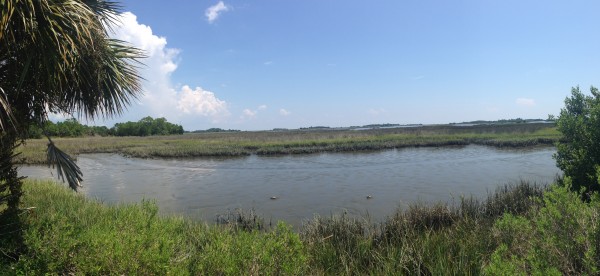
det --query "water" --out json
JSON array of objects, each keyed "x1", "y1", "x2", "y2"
[{"x1": 19, "y1": 145, "x2": 560, "y2": 227}]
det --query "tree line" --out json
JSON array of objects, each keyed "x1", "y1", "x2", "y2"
[{"x1": 27, "y1": 116, "x2": 184, "y2": 138}]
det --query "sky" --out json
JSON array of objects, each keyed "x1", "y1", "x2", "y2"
[{"x1": 86, "y1": 0, "x2": 600, "y2": 131}]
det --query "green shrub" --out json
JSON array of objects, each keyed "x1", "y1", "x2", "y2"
[
  {"x1": 555, "y1": 86, "x2": 600, "y2": 194},
  {"x1": 485, "y1": 183, "x2": 600, "y2": 275}
]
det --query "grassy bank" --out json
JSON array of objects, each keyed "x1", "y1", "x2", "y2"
[
  {"x1": 17, "y1": 123, "x2": 560, "y2": 164},
  {"x1": 2, "y1": 178, "x2": 598, "y2": 274}
]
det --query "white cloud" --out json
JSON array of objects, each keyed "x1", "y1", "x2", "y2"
[
  {"x1": 264, "y1": 61, "x2": 273, "y2": 65},
  {"x1": 177, "y1": 85, "x2": 228, "y2": 116},
  {"x1": 206, "y1": 1, "x2": 229, "y2": 24},
  {"x1": 279, "y1": 109, "x2": 291, "y2": 116},
  {"x1": 242, "y1": 109, "x2": 256, "y2": 118},
  {"x1": 241, "y1": 105, "x2": 268, "y2": 119},
  {"x1": 106, "y1": 12, "x2": 229, "y2": 128},
  {"x1": 516, "y1": 98, "x2": 536, "y2": 107}
]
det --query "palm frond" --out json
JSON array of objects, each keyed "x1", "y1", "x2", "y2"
[
  {"x1": 46, "y1": 140, "x2": 83, "y2": 190},
  {"x1": 81, "y1": 0, "x2": 123, "y2": 29},
  {"x1": 0, "y1": 87, "x2": 17, "y2": 133},
  {"x1": 61, "y1": 37, "x2": 144, "y2": 120},
  {"x1": 1, "y1": 0, "x2": 145, "y2": 190}
]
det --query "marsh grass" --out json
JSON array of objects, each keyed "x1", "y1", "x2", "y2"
[
  {"x1": 298, "y1": 181, "x2": 550, "y2": 274},
  {"x1": 3, "y1": 177, "x2": 597, "y2": 274},
  {"x1": 215, "y1": 208, "x2": 271, "y2": 232},
  {"x1": 17, "y1": 123, "x2": 560, "y2": 164}
]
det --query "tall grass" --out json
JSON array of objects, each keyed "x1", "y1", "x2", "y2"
[
  {"x1": 17, "y1": 123, "x2": 560, "y2": 164},
  {"x1": 1, "y1": 180, "x2": 307, "y2": 275},
  {"x1": 3, "y1": 177, "x2": 597, "y2": 274},
  {"x1": 300, "y1": 180, "x2": 548, "y2": 274}
]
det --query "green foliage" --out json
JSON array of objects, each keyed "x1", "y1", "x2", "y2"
[
  {"x1": 485, "y1": 183, "x2": 600, "y2": 275},
  {"x1": 0, "y1": 0, "x2": 144, "y2": 213},
  {"x1": 30, "y1": 119, "x2": 92, "y2": 138},
  {"x1": 6, "y1": 179, "x2": 599, "y2": 274},
  {"x1": 26, "y1": 117, "x2": 184, "y2": 138},
  {"x1": 301, "y1": 213, "x2": 379, "y2": 274},
  {"x1": 555, "y1": 86, "x2": 600, "y2": 194},
  {"x1": 7, "y1": 180, "x2": 308, "y2": 275},
  {"x1": 11, "y1": 181, "x2": 190, "y2": 274},
  {"x1": 189, "y1": 222, "x2": 307, "y2": 275},
  {"x1": 112, "y1": 116, "x2": 184, "y2": 136}
]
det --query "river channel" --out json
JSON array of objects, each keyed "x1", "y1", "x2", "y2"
[{"x1": 19, "y1": 145, "x2": 560, "y2": 227}]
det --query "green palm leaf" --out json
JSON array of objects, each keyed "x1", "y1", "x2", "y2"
[
  {"x1": 46, "y1": 140, "x2": 83, "y2": 190},
  {"x1": 0, "y1": 0, "x2": 144, "y2": 195}
]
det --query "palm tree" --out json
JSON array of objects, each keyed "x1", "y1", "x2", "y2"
[{"x1": 0, "y1": 0, "x2": 143, "y2": 230}]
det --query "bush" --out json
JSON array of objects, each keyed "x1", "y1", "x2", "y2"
[
  {"x1": 555, "y1": 86, "x2": 600, "y2": 194},
  {"x1": 485, "y1": 183, "x2": 600, "y2": 275}
]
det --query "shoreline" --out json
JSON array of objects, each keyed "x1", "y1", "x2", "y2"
[{"x1": 16, "y1": 123, "x2": 560, "y2": 164}]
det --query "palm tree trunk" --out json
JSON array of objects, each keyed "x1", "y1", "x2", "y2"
[{"x1": 0, "y1": 132, "x2": 24, "y2": 257}]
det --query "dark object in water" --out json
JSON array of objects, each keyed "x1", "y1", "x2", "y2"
[
  {"x1": 366, "y1": 195, "x2": 373, "y2": 199},
  {"x1": 270, "y1": 196, "x2": 278, "y2": 200}
]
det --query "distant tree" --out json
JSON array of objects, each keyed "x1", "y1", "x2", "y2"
[
  {"x1": 26, "y1": 118, "x2": 113, "y2": 138},
  {"x1": 554, "y1": 86, "x2": 600, "y2": 194},
  {"x1": 110, "y1": 116, "x2": 184, "y2": 136},
  {"x1": 190, "y1": 128, "x2": 240, "y2": 133},
  {"x1": 88, "y1": 126, "x2": 110, "y2": 137},
  {"x1": 55, "y1": 118, "x2": 86, "y2": 137}
]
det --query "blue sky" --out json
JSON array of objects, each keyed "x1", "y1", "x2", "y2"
[{"x1": 94, "y1": 0, "x2": 600, "y2": 130}]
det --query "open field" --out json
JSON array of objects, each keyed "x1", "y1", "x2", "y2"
[
  {"x1": 1, "y1": 178, "x2": 598, "y2": 274},
  {"x1": 16, "y1": 123, "x2": 560, "y2": 164}
]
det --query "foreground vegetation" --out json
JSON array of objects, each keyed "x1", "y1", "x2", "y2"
[
  {"x1": 17, "y1": 123, "x2": 559, "y2": 164},
  {"x1": 2, "y1": 178, "x2": 598, "y2": 274}
]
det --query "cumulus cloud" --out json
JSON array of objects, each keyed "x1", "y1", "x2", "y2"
[
  {"x1": 516, "y1": 98, "x2": 536, "y2": 107},
  {"x1": 279, "y1": 109, "x2": 291, "y2": 116},
  {"x1": 106, "y1": 12, "x2": 229, "y2": 127},
  {"x1": 240, "y1": 105, "x2": 268, "y2": 119},
  {"x1": 177, "y1": 85, "x2": 228, "y2": 116},
  {"x1": 206, "y1": 1, "x2": 229, "y2": 24}
]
